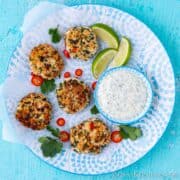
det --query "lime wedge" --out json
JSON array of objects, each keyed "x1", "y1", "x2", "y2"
[
  {"x1": 92, "y1": 48, "x2": 117, "y2": 79},
  {"x1": 91, "y1": 23, "x2": 119, "y2": 49},
  {"x1": 109, "y1": 37, "x2": 131, "y2": 67}
]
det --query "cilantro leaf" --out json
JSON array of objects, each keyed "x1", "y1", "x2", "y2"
[
  {"x1": 40, "y1": 79, "x2": 56, "y2": 94},
  {"x1": 38, "y1": 137, "x2": 49, "y2": 143},
  {"x1": 38, "y1": 136, "x2": 63, "y2": 157},
  {"x1": 48, "y1": 28, "x2": 55, "y2": 34},
  {"x1": 119, "y1": 129, "x2": 129, "y2": 139},
  {"x1": 119, "y1": 125, "x2": 142, "y2": 141},
  {"x1": 47, "y1": 125, "x2": 60, "y2": 138},
  {"x1": 90, "y1": 105, "x2": 99, "y2": 114},
  {"x1": 48, "y1": 27, "x2": 61, "y2": 43},
  {"x1": 52, "y1": 33, "x2": 61, "y2": 43}
]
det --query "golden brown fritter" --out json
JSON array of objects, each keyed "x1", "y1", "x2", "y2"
[
  {"x1": 15, "y1": 93, "x2": 52, "y2": 130},
  {"x1": 70, "y1": 118, "x2": 111, "y2": 154},
  {"x1": 56, "y1": 78, "x2": 91, "y2": 114},
  {"x1": 29, "y1": 44, "x2": 64, "y2": 80},
  {"x1": 64, "y1": 27, "x2": 98, "y2": 60}
]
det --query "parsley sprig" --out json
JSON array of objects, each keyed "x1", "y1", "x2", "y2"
[
  {"x1": 38, "y1": 136, "x2": 62, "y2": 157},
  {"x1": 119, "y1": 125, "x2": 142, "y2": 141},
  {"x1": 40, "y1": 79, "x2": 56, "y2": 94},
  {"x1": 90, "y1": 105, "x2": 99, "y2": 114},
  {"x1": 48, "y1": 26, "x2": 61, "y2": 43},
  {"x1": 38, "y1": 125, "x2": 62, "y2": 157},
  {"x1": 46, "y1": 125, "x2": 59, "y2": 138}
]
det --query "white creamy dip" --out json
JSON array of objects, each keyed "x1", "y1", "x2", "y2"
[{"x1": 97, "y1": 69, "x2": 150, "y2": 121}]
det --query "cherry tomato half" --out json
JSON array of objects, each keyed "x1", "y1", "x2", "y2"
[
  {"x1": 31, "y1": 75, "x2": 44, "y2": 86},
  {"x1": 60, "y1": 131, "x2": 70, "y2": 142},
  {"x1": 56, "y1": 118, "x2": 65, "y2": 126},
  {"x1": 63, "y1": 50, "x2": 70, "y2": 58},
  {"x1": 64, "y1": 72, "x2": 71, "y2": 78},
  {"x1": 91, "y1": 81, "x2": 97, "y2": 90},
  {"x1": 111, "y1": 131, "x2": 123, "y2": 143},
  {"x1": 75, "y1": 68, "x2": 83, "y2": 77}
]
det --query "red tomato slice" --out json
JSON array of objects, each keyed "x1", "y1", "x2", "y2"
[
  {"x1": 56, "y1": 118, "x2": 65, "y2": 126},
  {"x1": 64, "y1": 72, "x2": 71, "y2": 78},
  {"x1": 60, "y1": 131, "x2": 70, "y2": 142},
  {"x1": 91, "y1": 81, "x2": 97, "y2": 90},
  {"x1": 75, "y1": 69, "x2": 83, "y2": 77},
  {"x1": 31, "y1": 75, "x2": 44, "y2": 86},
  {"x1": 111, "y1": 131, "x2": 123, "y2": 143},
  {"x1": 63, "y1": 50, "x2": 70, "y2": 58}
]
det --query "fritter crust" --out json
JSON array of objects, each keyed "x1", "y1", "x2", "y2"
[
  {"x1": 56, "y1": 78, "x2": 91, "y2": 114},
  {"x1": 64, "y1": 27, "x2": 98, "y2": 60},
  {"x1": 70, "y1": 118, "x2": 111, "y2": 154},
  {"x1": 29, "y1": 44, "x2": 64, "y2": 80},
  {"x1": 15, "y1": 93, "x2": 52, "y2": 130}
]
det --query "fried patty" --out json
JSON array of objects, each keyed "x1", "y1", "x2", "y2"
[
  {"x1": 29, "y1": 44, "x2": 64, "y2": 80},
  {"x1": 56, "y1": 78, "x2": 91, "y2": 114},
  {"x1": 70, "y1": 118, "x2": 111, "y2": 154},
  {"x1": 64, "y1": 27, "x2": 98, "y2": 61},
  {"x1": 15, "y1": 93, "x2": 52, "y2": 130}
]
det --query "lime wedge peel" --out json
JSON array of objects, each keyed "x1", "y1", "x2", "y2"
[
  {"x1": 91, "y1": 23, "x2": 119, "y2": 49},
  {"x1": 109, "y1": 37, "x2": 131, "y2": 67},
  {"x1": 92, "y1": 48, "x2": 117, "y2": 79}
]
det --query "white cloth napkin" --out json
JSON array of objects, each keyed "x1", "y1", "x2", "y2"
[{"x1": 0, "y1": 1, "x2": 66, "y2": 143}]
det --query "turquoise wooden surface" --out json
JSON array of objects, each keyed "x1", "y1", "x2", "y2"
[{"x1": 0, "y1": 0, "x2": 179, "y2": 179}]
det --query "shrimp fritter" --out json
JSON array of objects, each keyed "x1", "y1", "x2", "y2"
[
  {"x1": 29, "y1": 44, "x2": 64, "y2": 80},
  {"x1": 64, "y1": 27, "x2": 98, "y2": 60},
  {"x1": 70, "y1": 118, "x2": 111, "y2": 154},
  {"x1": 56, "y1": 78, "x2": 91, "y2": 114},
  {"x1": 15, "y1": 93, "x2": 52, "y2": 130}
]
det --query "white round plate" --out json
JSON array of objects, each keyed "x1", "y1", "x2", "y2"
[{"x1": 3, "y1": 5, "x2": 175, "y2": 175}]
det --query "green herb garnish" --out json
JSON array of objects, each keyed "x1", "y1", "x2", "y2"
[
  {"x1": 47, "y1": 125, "x2": 59, "y2": 138},
  {"x1": 38, "y1": 136, "x2": 62, "y2": 157},
  {"x1": 119, "y1": 125, "x2": 142, "y2": 141},
  {"x1": 48, "y1": 26, "x2": 61, "y2": 43},
  {"x1": 38, "y1": 126, "x2": 62, "y2": 157},
  {"x1": 40, "y1": 79, "x2": 56, "y2": 94},
  {"x1": 90, "y1": 105, "x2": 99, "y2": 114}
]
